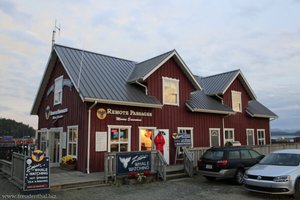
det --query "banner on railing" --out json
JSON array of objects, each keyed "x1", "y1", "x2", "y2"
[{"x1": 116, "y1": 151, "x2": 151, "y2": 176}]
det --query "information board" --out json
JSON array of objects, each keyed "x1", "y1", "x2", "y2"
[
  {"x1": 95, "y1": 132, "x2": 107, "y2": 152},
  {"x1": 173, "y1": 132, "x2": 192, "y2": 147},
  {"x1": 116, "y1": 151, "x2": 151, "y2": 176},
  {"x1": 23, "y1": 150, "x2": 50, "y2": 193}
]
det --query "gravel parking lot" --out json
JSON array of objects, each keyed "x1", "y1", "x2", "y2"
[{"x1": 0, "y1": 172, "x2": 294, "y2": 200}]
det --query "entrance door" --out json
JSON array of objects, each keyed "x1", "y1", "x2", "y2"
[
  {"x1": 49, "y1": 131, "x2": 61, "y2": 167},
  {"x1": 154, "y1": 129, "x2": 169, "y2": 164},
  {"x1": 210, "y1": 129, "x2": 220, "y2": 147}
]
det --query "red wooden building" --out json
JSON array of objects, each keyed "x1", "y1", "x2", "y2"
[{"x1": 31, "y1": 45, "x2": 277, "y2": 173}]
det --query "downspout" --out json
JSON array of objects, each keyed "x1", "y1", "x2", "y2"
[
  {"x1": 216, "y1": 95, "x2": 225, "y2": 145},
  {"x1": 135, "y1": 80, "x2": 148, "y2": 95},
  {"x1": 87, "y1": 101, "x2": 97, "y2": 174}
]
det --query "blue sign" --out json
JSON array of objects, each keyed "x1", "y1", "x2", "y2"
[
  {"x1": 23, "y1": 150, "x2": 50, "y2": 193},
  {"x1": 116, "y1": 151, "x2": 151, "y2": 176}
]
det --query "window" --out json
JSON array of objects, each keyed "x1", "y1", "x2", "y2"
[
  {"x1": 241, "y1": 150, "x2": 252, "y2": 159},
  {"x1": 39, "y1": 131, "x2": 47, "y2": 152},
  {"x1": 246, "y1": 129, "x2": 255, "y2": 145},
  {"x1": 108, "y1": 125, "x2": 131, "y2": 152},
  {"x1": 54, "y1": 76, "x2": 63, "y2": 105},
  {"x1": 231, "y1": 91, "x2": 242, "y2": 112},
  {"x1": 224, "y1": 129, "x2": 234, "y2": 145},
  {"x1": 67, "y1": 126, "x2": 78, "y2": 158},
  {"x1": 163, "y1": 77, "x2": 179, "y2": 106},
  {"x1": 228, "y1": 150, "x2": 240, "y2": 159},
  {"x1": 257, "y1": 129, "x2": 265, "y2": 145}
]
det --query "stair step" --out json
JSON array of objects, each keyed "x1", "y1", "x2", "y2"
[{"x1": 166, "y1": 172, "x2": 188, "y2": 180}]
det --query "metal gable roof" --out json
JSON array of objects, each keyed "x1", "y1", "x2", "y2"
[
  {"x1": 246, "y1": 100, "x2": 278, "y2": 119},
  {"x1": 186, "y1": 90, "x2": 235, "y2": 114},
  {"x1": 55, "y1": 45, "x2": 162, "y2": 107},
  {"x1": 127, "y1": 50, "x2": 202, "y2": 90},
  {"x1": 198, "y1": 69, "x2": 256, "y2": 100},
  {"x1": 127, "y1": 50, "x2": 174, "y2": 83}
]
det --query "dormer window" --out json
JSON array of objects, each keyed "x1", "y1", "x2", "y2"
[
  {"x1": 231, "y1": 90, "x2": 242, "y2": 112},
  {"x1": 54, "y1": 76, "x2": 63, "y2": 105},
  {"x1": 163, "y1": 77, "x2": 179, "y2": 106}
]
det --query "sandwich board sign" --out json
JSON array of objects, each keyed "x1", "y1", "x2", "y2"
[{"x1": 23, "y1": 150, "x2": 50, "y2": 194}]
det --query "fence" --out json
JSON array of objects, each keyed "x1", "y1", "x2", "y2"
[{"x1": 188, "y1": 142, "x2": 300, "y2": 168}]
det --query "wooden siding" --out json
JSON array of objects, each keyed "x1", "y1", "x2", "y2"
[
  {"x1": 37, "y1": 59, "x2": 88, "y2": 172},
  {"x1": 222, "y1": 76, "x2": 270, "y2": 145}
]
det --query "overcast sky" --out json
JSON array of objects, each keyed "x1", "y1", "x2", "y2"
[{"x1": 0, "y1": 0, "x2": 299, "y2": 131}]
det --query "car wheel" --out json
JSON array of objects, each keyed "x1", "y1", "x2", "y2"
[
  {"x1": 204, "y1": 176, "x2": 216, "y2": 181},
  {"x1": 235, "y1": 169, "x2": 245, "y2": 185},
  {"x1": 294, "y1": 179, "x2": 300, "y2": 199}
]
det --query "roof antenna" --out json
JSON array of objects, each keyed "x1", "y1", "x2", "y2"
[{"x1": 51, "y1": 20, "x2": 61, "y2": 50}]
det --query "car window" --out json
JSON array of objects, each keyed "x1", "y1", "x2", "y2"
[
  {"x1": 249, "y1": 150, "x2": 261, "y2": 158},
  {"x1": 241, "y1": 150, "x2": 252, "y2": 159},
  {"x1": 259, "y1": 153, "x2": 300, "y2": 166},
  {"x1": 228, "y1": 150, "x2": 240, "y2": 159},
  {"x1": 203, "y1": 150, "x2": 224, "y2": 160}
]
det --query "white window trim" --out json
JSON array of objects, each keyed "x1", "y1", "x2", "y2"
[
  {"x1": 67, "y1": 125, "x2": 78, "y2": 158},
  {"x1": 54, "y1": 75, "x2": 63, "y2": 106},
  {"x1": 108, "y1": 125, "x2": 131, "y2": 152},
  {"x1": 138, "y1": 127, "x2": 156, "y2": 151},
  {"x1": 257, "y1": 129, "x2": 266, "y2": 145},
  {"x1": 246, "y1": 129, "x2": 255, "y2": 145},
  {"x1": 223, "y1": 128, "x2": 235, "y2": 145},
  {"x1": 162, "y1": 76, "x2": 179, "y2": 106},
  {"x1": 231, "y1": 90, "x2": 242, "y2": 112},
  {"x1": 177, "y1": 127, "x2": 194, "y2": 147},
  {"x1": 209, "y1": 128, "x2": 220, "y2": 147}
]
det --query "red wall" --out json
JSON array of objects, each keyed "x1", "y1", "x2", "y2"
[
  {"x1": 222, "y1": 76, "x2": 270, "y2": 144},
  {"x1": 37, "y1": 59, "x2": 88, "y2": 172},
  {"x1": 36, "y1": 56, "x2": 271, "y2": 173}
]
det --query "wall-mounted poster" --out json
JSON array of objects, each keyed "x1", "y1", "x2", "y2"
[{"x1": 95, "y1": 132, "x2": 107, "y2": 152}]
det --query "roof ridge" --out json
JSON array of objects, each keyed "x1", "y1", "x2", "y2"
[
  {"x1": 136, "y1": 49, "x2": 175, "y2": 65},
  {"x1": 54, "y1": 43, "x2": 136, "y2": 63},
  {"x1": 202, "y1": 69, "x2": 240, "y2": 79}
]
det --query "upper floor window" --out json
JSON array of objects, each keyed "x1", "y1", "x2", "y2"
[
  {"x1": 231, "y1": 90, "x2": 242, "y2": 112},
  {"x1": 54, "y1": 76, "x2": 63, "y2": 105},
  {"x1": 163, "y1": 77, "x2": 179, "y2": 106}
]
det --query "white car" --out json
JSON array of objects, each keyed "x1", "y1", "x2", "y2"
[{"x1": 244, "y1": 149, "x2": 300, "y2": 198}]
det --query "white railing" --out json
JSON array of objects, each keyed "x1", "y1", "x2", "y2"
[{"x1": 182, "y1": 147, "x2": 193, "y2": 177}]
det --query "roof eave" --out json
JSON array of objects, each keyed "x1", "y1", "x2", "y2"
[
  {"x1": 142, "y1": 51, "x2": 202, "y2": 90},
  {"x1": 84, "y1": 97, "x2": 163, "y2": 109},
  {"x1": 30, "y1": 50, "x2": 57, "y2": 115},
  {"x1": 186, "y1": 103, "x2": 235, "y2": 115},
  {"x1": 246, "y1": 110, "x2": 278, "y2": 119}
]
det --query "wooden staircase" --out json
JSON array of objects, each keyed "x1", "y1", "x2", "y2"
[{"x1": 166, "y1": 165, "x2": 189, "y2": 180}]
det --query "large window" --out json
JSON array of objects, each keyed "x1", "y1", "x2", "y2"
[
  {"x1": 257, "y1": 129, "x2": 266, "y2": 145},
  {"x1": 54, "y1": 76, "x2": 63, "y2": 105},
  {"x1": 67, "y1": 126, "x2": 78, "y2": 158},
  {"x1": 163, "y1": 77, "x2": 179, "y2": 106},
  {"x1": 231, "y1": 90, "x2": 242, "y2": 112},
  {"x1": 224, "y1": 129, "x2": 234, "y2": 145},
  {"x1": 108, "y1": 125, "x2": 131, "y2": 152},
  {"x1": 139, "y1": 127, "x2": 155, "y2": 151}
]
